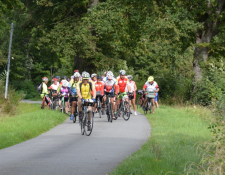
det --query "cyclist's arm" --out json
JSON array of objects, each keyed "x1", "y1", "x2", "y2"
[
  {"x1": 134, "y1": 82, "x2": 137, "y2": 92},
  {"x1": 143, "y1": 84, "x2": 147, "y2": 92},
  {"x1": 92, "y1": 83, "x2": 96, "y2": 99}
]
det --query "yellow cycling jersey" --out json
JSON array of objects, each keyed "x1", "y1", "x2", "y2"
[{"x1": 77, "y1": 81, "x2": 95, "y2": 100}]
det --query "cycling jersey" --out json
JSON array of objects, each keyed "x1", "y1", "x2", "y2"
[
  {"x1": 58, "y1": 86, "x2": 72, "y2": 98},
  {"x1": 143, "y1": 81, "x2": 159, "y2": 92},
  {"x1": 49, "y1": 82, "x2": 59, "y2": 91},
  {"x1": 70, "y1": 79, "x2": 81, "y2": 97},
  {"x1": 78, "y1": 81, "x2": 95, "y2": 100},
  {"x1": 105, "y1": 79, "x2": 117, "y2": 93},
  {"x1": 40, "y1": 83, "x2": 48, "y2": 98},
  {"x1": 95, "y1": 81, "x2": 104, "y2": 95},
  {"x1": 117, "y1": 77, "x2": 129, "y2": 93}
]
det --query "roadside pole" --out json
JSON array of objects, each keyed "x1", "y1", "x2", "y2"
[{"x1": 5, "y1": 23, "x2": 14, "y2": 99}]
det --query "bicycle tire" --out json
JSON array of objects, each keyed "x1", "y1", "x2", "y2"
[
  {"x1": 108, "y1": 103, "x2": 113, "y2": 123},
  {"x1": 123, "y1": 101, "x2": 130, "y2": 121},
  {"x1": 80, "y1": 113, "x2": 85, "y2": 135},
  {"x1": 98, "y1": 108, "x2": 102, "y2": 118},
  {"x1": 149, "y1": 101, "x2": 152, "y2": 114},
  {"x1": 144, "y1": 102, "x2": 148, "y2": 115},
  {"x1": 73, "y1": 115, "x2": 76, "y2": 123},
  {"x1": 84, "y1": 111, "x2": 93, "y2": 136},
  {"x1": 136, "y1": 97, "x2": 141, "y2": 109}
]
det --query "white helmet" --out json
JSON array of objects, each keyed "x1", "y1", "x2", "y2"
[
  {"x1": 74, "y1": 72, "x2": 80, "y2": 78},
  {"x1": 120, "y1": 70, "x2": 126, "y2": 75},
  {"x1": 127, "y1": 75, "x2": 133, "y2": 79},
  {"x1": 82, "y1": 71, "x2": 90, "y2": 79},
  {"x1": 107, "y1": 71, "x2": 114, "y2": 79},
  {"x1": 91, "y1": 73, "x2": 97, "y2": 78},
  {"x1": 62, "y1": 80, "x2": 69, "y2": 87}
]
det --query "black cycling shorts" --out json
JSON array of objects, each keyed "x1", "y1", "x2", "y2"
[
  {"x1": 60, "y1": 97, "x2": 69, "y2": 102},
  {"x1": 129, "y1": 94, "x2": 134, "y2": 100},
  {"x1": 96, "y1": 95, "x2": 103, "y2": 102},
  {"x1": 104, "y1": 92, "x2": 114, "y2": 98},
  {"x1": 70, "y1": 97, "x2": 78, "y2": 103}
]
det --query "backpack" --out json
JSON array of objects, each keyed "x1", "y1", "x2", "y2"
[{"x1": 38, "y1": 83, "x2": 43, "y2": 94}]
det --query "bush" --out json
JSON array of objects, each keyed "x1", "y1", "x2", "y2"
[
  {"x1": 12, "y1": 80, "x2": 39, "y2": 99},
  {"x1": 0, "y1": 81, "x2": 24, "y2": 116}
]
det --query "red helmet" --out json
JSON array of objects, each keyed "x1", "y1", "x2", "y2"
[
  {"x1": 52, "y1": 78, "x2": 57, "y2": 81},
  {"x1": 74, "y1": 70, "x2": 79, "y2": 73}
]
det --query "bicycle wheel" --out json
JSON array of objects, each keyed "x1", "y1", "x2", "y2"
[
  {"x1": 149, "y1": 101, "x2": 152, "y2": 114},
  {"x1": 136, "y1": 97, "x2": 141, "y2": 109},
  {"x1": 98, "y1": 108, "x2": 102, "y2": 118},
  {"x1": 123, "y1": 101, "x2": 130, "y2": 121},
  {"x1": 80, "y1": 112, "x2": 85, "y2": 135},
  {"x1": 73, "y1": 115, "x2": 76, "y2": 123},
  {"x1": 84, "y1": 111, "x2": 93, "y2": 136},
  {"x1": 108, "y1": 103, "x2": 113, "y2": 123},
  {"x1": 144, "y1": 102, "x2": 148, "y2": 115}
]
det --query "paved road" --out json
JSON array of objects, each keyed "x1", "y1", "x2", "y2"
[
  {"x1": 21, "y1": 99, "x2": 42, "y2": 104},
  {"x1": 0, "y1": 111, "x2": 150, "y2": 175}
]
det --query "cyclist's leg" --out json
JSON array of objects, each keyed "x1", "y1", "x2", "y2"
[
  {"x1": 78, "y1": 97, "x2": 83, "y2": 119},
  {"x1": 151, "y1": 98, "x2": 155, "y2": 113},
  {"x1": 110, "y1": 96, "x2": 115, "y2": 118},
  {"x1": 65, "y1": 98, "x2": 69, "y2": 113},
  {"x1": 71, "y1": 97, "x2": 77, "y2": 115},
  {"x1": 88, "y1": 106, "x2": 92, "y2": 121}
]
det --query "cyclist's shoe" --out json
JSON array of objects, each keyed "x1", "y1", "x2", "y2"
[
  {"x1": 70, "y1": 115, "x2": 74, "y2": 120},
  {"x1": 130, "y1": 111, "x2": 132, "y2": 114},
  {"x1": 87, "y1": 121, "x2": 91, "y2": 131},
  {"x1": 134, "y1": 111, "x2": 137, "y2": 115}
]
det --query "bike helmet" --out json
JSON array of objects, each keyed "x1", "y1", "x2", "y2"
[
  {"x1": 91, "y1": 73, "x2": 97, "y2": 78},
  {"x1": 42, "y1": 77, "x2": 48, "y2": 82},
  {"x1": 52, "y1": 78, "x2": 57, "y2": 81},
  {"x1": 107, "y1": 71, "x2": 114, "y2": 79},
  {"x1": 127, "y1": 75, "x2": 133, "y2": 80},
  {"x1": 82, "y1": 71, "x2": 90, "y2": 79},
  {"x1": 120, "y1": 70, "x2": 126, "y2": 75},
  {"x1": 97, "y1": 75, "x2": 102, "y2": 80},
  {"x1": 62, "y1": 80, "x2": 69, "y2": 87},
  {"x1": 55, "y1": 76, "x2": 60, "y2": 79},
  {"x1": 148, "y1": 76, "x2": 154, "y2": 82},
  {"x1": 74, "y1": 69, "x2": 79, "y2": 73},
  {"x1": 74, "y1": 72, "x2": 80, "y2": 78},
  {"x1": 63, "y1": 76, "x2": 67, "y2": 80}
]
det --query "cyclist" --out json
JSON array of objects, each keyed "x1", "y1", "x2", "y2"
[
  {"x1": 55, "y1": 76, "x2": 60, "y2": 83},
  {"x1": 57, "y1": 80, "x2": 72, "y2": 114},
  {"x1": 77, "y1": 71, "x2": 96, "y2": 131},
  {"x1": 93, "y1": 75, "x2": 105, "y2": 113},
  {"x1": 127, "y1": 75, "x2": 137, "y2": 115},
  {"x1": 69, "y1": 72, "x2": 81, "y2": 120},
  {"x1": 143, "y1": 76, "x2": 159, "y2": 114},
  {"x1": 48, "y1": 78, "x2": 59, "y2": 104},
  {"x1": 40, "y1": 77, "x2": 51, "y2": 109},
  {"x1": 115, "y1": 70, "x2": 131, "y2": 116},
  {"x1": 91, "y1": 73, "x2": 97, "y2": 83},
  {"x1": 103, "y1": 71, "x2": 118, "y2": 119}
]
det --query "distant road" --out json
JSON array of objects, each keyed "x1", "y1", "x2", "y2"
[
  {"x1": 21, "y1": 99, "x2": 42, "y2": 104},
  {"x1": 0, "y1": 108, "x2": 150, "y2": 175}
]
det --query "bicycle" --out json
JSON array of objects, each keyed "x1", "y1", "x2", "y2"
[
  {"x1": 80, "y1": 99, "x2": 95, "y2": 136},
  {"x1": 59, "y1": 93, "x2": 68, "y2": 113},
  {"x1": 49, "y1": 90, "x2": 59, "y2": 110},
  {"x1": 143, "y1": 91, "x2": 155, "y2": 114},
  {"x1": 41, "y1": 93, "x2": 53, "y2": 109},
  {"x1": 136, "y1": 90, "x2": 145, "y2": 109},
  {"x1": 105, "y1": 94, "x2": 113, "y2": 123},
  {"x1": 115, "y1": 93, "x2": 131, "y2": 121}
]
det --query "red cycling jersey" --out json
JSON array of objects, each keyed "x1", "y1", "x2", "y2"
[
  {"x1": 95, "y1": 81, "x2": 104, "y2": 95},
  {"x1": 117, "y1": 77, "x2": 129, "y2": 93}
]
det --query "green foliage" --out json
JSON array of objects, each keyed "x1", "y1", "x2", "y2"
[
  {"x1": 0, "y1": 81, "x2": 24, "y2": 116},
  {"x1": 12, "y1": 80, "x2": 39, "y2": 99}
]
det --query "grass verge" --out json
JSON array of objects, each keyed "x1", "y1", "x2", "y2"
[
  {"x1": 110, "y1": 105, "x2": 212, "y2": 175},
  {"x1": 0, "y1": 103, "x2": 67, "y2": 149}
]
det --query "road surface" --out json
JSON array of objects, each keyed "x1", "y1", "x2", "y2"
[{"x1": 0, "y1": 110, "x2": 150, "y2": 175}]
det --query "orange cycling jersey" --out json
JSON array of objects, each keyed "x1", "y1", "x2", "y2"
[
  {"x1": 117, "y1": 77, "x2": 129, "y2": 93},
  {"x1": 95, "y1": 81, "x2": 104, "y2": 95}
]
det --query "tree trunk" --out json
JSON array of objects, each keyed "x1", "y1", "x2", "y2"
[
  {"x1": 87, "y1": 0, "x2": 99, "y2": 14},
  {"x1": 193, "y1": 0, "x2": 225, "y2": 82}
]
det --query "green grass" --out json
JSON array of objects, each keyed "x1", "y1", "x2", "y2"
[
  {"x1": 0, "y1": 103, "x2": 67, "y2": 149},
  {"x1": 110, "y1": 105, "x2": 212, "y2": 175}
]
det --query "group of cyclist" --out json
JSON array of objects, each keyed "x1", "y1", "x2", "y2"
[{"x1": 40, "y1": 69, "x2": 159, "y2": 130}]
